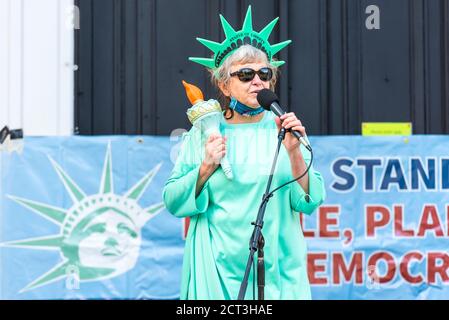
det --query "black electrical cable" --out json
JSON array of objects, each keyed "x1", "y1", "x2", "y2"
[{"x1": 269, "y1": 148, "x2": 313, "y2": 197}]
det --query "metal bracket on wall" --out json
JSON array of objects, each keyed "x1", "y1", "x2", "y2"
[{"x1": 0, "y1": 126, "x2": 24, "y2": 154}]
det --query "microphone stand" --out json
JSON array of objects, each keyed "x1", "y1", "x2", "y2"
[{"x1": 237, "y1": 127, "x2": 287, "y2": 300}]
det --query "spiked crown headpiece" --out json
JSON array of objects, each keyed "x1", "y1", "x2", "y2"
[{"x1": 189, "y1": 5, "x2": 292, "y2": 69}]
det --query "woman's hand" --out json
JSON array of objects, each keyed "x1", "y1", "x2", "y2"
[
  {"x1": 196, "y1": 133, "x2": 227, "y2": 196},
  {"x1": 274, "y1": 112, "x2": 307, "y2": 155},
  {"x1": 204, "y1": 133, "x2": 227, "y2": 167}
]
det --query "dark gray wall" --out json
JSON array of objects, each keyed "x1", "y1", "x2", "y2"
[{"x1": 74, "y1": 0, "x2": 449, "y2": 135}]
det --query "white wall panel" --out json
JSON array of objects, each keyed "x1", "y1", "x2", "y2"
[{"x1": 0, "y1": 0, "x2": 74, "y2": 136}]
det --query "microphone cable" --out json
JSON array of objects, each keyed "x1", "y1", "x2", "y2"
[{"x1": 266, "y1": 141, "x2": 314, "y2": 200}]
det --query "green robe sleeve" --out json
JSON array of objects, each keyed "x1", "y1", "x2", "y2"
[
  {"x1": 162, "y1": 128, "x2": 210, "y2": 218},
  {"x1": 289, "y1": 143, "x2": 326, "y2": 215}
]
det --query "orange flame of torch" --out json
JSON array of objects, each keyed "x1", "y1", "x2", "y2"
[{"x1": 182, "y1": 80, "x2": 204, "y2": 105}]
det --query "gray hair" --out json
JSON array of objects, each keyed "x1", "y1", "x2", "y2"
[{"x1": 210, "y1": 45, "x2": 278, "y2": 89}]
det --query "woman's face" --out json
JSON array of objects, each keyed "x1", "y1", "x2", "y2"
[{"x1": 220, "y1": 61, "x2": 271, "y2": 108}]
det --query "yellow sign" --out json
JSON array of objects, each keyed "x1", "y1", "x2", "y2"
[{"x1": 362, "y1": 123, "x2": 412, "y2": 136}]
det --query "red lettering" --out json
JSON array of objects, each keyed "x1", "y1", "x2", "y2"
[
  {"x1": 447, "y1": 205, "x2": 449, "y2": 236},
  {"x1": 367, "y1": 252, "x2": 396, "y2": 283},
  {"x1": 319, "y1": 206, "x2": 340, "y2": 238},
  {"x1": 366, "y1": 206, "x2": 390, "y2": 237},
  {"x1": 400, "y1": 252, "x2": 424, "y2": 283},
  {"x1": 300, "y1": 213, "x2": 315, "y2": 238},
  {"x1": 417, "y1": 205, "x2": 444, "y2": 237},
  {"x1": 428, "y1": 252, "x2": 449, "y2": 283},
  {"x1": 183, "y1": 217, "x2": 190, "y2": 240},
  {"x1": 307, "y1": 253, "x2": 328, "y2": 285},
  {"x1": 394, "y1": 205, "x2": 414, "y2": 237},
  {"x1": 333, "y1": 253, "x2": 363, "y2": 284}
]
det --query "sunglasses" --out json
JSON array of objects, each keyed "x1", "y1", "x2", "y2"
[{"x1": 230, "y1": 67, "x2": 273, "y2": 82}]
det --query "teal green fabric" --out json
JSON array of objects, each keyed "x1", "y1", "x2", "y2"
[
  {"x1": 230, "y1": 97, "x2": 265, "y2": 117},
  {"x1": 163, "y1": 111, "x2": 326, "y2": 300}
]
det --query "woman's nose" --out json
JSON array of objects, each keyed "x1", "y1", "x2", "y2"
[{"x1": 251, "y1": 74, "x2": 264, "y2": 85}]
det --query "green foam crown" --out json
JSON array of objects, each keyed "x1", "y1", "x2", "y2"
[{"x1": 189, "y1": 5, "x2": 292, "y2": 69}]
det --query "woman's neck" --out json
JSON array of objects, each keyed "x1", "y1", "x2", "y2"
[{"x1": 225, "y1": 109, "x2": 265, "y2": 124}]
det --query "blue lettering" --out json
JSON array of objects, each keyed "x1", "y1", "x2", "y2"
[
  {"x1": 411, "y1": 158, "x2": 436, "y2": 190},
  {"x1": 357, "y1": 159, "x2": 382, "y2": 191},
  {"x1": 442, "y1": 159, "x2": 449, "y2": 190},
  {"x1": 380, "y1": 159, "x2": 408, "y2": 190},
  {"x1": 332, "y1": 159, "x2": 355, "y2": 191}
]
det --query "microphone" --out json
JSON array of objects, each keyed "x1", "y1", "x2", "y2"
[{"x1": 257, "y1": 89, "x2": 312, "y2": 152}]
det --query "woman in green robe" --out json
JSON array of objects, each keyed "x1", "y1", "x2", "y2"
[{"x1": 163, "y1": 6, "x2": 326, "y2": 300}]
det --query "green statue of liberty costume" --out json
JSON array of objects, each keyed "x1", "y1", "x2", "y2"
[{"x1": 163, "y1": 6, "x2": 326, "y2": 300}]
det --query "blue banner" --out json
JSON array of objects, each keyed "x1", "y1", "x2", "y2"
[{"x1": 1, "y1": 135, "x2": 448, "y2": 299}]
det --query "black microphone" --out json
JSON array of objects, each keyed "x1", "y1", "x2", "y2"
[{"x1": 257, "y1": 89, "x2": 312, "y2": 152}]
